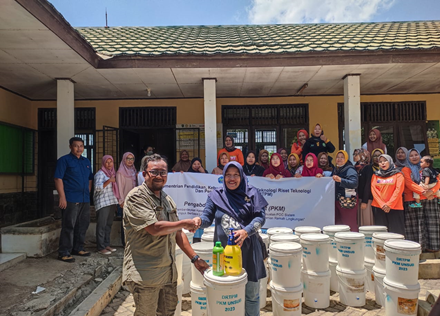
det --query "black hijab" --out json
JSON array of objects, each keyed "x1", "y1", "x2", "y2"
[
  {"x1": 187, "y1": 157, "x2": 207, "y2": 173},
  {"x1": 243, "y1": 151, "x2": 265, "y2": 176}
]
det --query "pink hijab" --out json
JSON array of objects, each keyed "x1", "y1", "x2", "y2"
[
  {"x1": 117, "y1": 152, "x2": 137, "y2": 188},
  {"x1": 101, "y1": 155, "x2": 121, "y2": 200}
]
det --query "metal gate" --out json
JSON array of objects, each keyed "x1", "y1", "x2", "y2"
[{"x1": 96, "y1": 126, "x2": 120, "y2": 170}]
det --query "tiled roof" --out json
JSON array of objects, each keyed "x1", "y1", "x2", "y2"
[{"x1": 75, "y1": 21, "x2": 440, "y2": 57}]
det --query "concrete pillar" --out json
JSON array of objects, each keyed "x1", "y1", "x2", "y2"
[
  {"x1": 343, "y1": 74, "x2": 362, "y2": 162},
  {"x1": 203, "y1": 78, "x2": 217, "y2": 173},
  {"x1": 57, "y1": 79, "x2": 75, "y2": 158}
]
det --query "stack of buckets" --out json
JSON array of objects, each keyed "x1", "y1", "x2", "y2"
[
  {"x1": 300, "y1": 233, "x2": 332, "y2": 309},
  {"x1": 269, "y1": 241, "x2": 303, "y2": 315},
  {"x1": 182, "y1": 229, "x2": 194, "y2": 295},
  {"x1": 266, "y1": 227, "x2": 293, "y2": 292},
  {"x1": 258, "y1": 232, "x2": 270, "y2": 309},
  {"x1": 334, "y1": 232, "x2": 367, "y2": 306},
  {"x1": 175, "y1": 246, "x2": 184, "y2": 316},
  {"x1": 294, "y1": 226, "x2": 321, "y2": 237},
  {"x1": 323, "y1": 225, "x2": 351, "y2": 292},
  {"x1": 190, "y1": 242, "x2": 213, "y2": 316},
  {"x1": 372, "y1": 232, "x2": 404, "y2": 306}
]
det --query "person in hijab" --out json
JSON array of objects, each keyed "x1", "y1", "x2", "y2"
[
  {"x1": 371, "y1": 154, "x2": 405, "y2": 235},
  {"x1": 395, "y1": 147, "x2": 409, "y2": 170},
  {"x1": 371, "y1": 148, "x2": 384, "y2": 173},
  {"x1": 212, "y1": 152, "x2": 230, "y2": 175},
  {"x1": 317, "y1": 152, "x2": 333, "y2": 177},
  {"x1": 300, "y1": 153, "x2": 323, "y2": 178},
  {"x1": 356, "y1": 149, "x2": 374, "y2": 226},
  {"x1": 187, "y1": 157, "x2": 208, "y2": 173},
  {"x1": 217, "y1": 135, "x2": 244, "y2": 166},
  {"x1": 302, "y1": 123, "x2": 336, "y2": 164},
  {"x1": 193, "y1": 162, "x2": 268, "y2": 316},
  {"x1": 244, "y1": 151, "x2": 265, "y2": 177},
  {"x1": 362, "y1": 128, "x2": 387, "y2": 154},
  {"x1": 354, "y1": 148, "x2": 370, "y2": 173},
  {"x1": 137, "y1": 155, "x2": 149, "y2": 185},
  {"x1": 257, "y1": 150, "x2": 270, "y2": 170},
  {"x1": 332, "y1": 150, "x2": 359, "y2": 232},
  {"x1": 291, "y1": 129, "x2": 309, "y2": 163},
  {"x1": 94, "y1": 155, "x2": 120, "y2": 254},
  {"x1": 287, "y1": 153, "x2": 303, "y2": 177},
  {"x1": 172, "y1": 150, "x2": 191, "y2": 173},
  {"x1": 262, "y1": 153, "x2": 291, "y2": 179},
  {"x1": 277, "y1": 148, "x2": 289, "y2": 169}
]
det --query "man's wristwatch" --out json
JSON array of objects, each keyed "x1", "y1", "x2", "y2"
[{"x1": 191, "y1": 255, "x2": 199, "y2": 264}]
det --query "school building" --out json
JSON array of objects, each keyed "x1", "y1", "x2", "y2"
[{"x1": 1, "y1": 0, "x2": 440, "y2": 227}]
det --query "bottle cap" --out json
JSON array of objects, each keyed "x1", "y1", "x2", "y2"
[{"x1": 215, "y1": 241, "x2": 222, "y2": 247}]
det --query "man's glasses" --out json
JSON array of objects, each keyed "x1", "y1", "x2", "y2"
[{"x1": 147, "y1": 170, "x2": 168, "y2": 177}]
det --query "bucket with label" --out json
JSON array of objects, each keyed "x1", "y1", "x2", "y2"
[
  {"x1": 192, "y1": 242, "x2": 214, "y2": 287},
  {"x1": 336, "y1": 266, "x2": 366, "y2": 307},
  {"x1": 364, "y1": 260, "x2": 375, "y2": 294},
  {"x1": 329, "y1": 260, "x2": 338, "y2": 292},
  {"x1": 323, "y1": 225, "x2": 351, "y2": 262},
  {"x1": 201, "y1": 232, "x2": 214, "y2": 244},
  {"x1": 359, "y1": 226, "x2": 388, "y2": 262},
  {"x1": 176, "y1": 246, "x2": 184, "y2": 285},
  {"x1": 182, "y1": 229, "x2": 194, "y2": 294},
  {"x1": 271, "y1": 233, "x2": 300, "y2": 244},
  {"x1": 267, "y1": 227, "x2": 294, "y2": 244},
  {"x1": 270, "y1": 281, "x2": 302, "y2": 316},
  {"x1": 269, "y1": 242, "x2": 303, "y2": 288},
  {"x1": 294, "y1": 226, "x2": 321, "y2": 237},
  {"x1": 373, "y1": 266, "x2": 386, "y2": 306},
  {"x1": 372, "y1": 232, "x2": 404, "y2": 272},
  {"x1": 383, "y1": 278, "x2": 420, "y2": 316},
  {"x1": 300, "y1": 233, "x2": 330, "y2": 273},
  {"x1": 204, "y1": 269, "x2": 247, "y2": 316},
  {"x1": 190, "y1": 281, "x2": 207, "y2": 316},
  {"x1": 174, "y1": 281, "x2": 184, "y2": 316},
  {"x1": 301, "y1": 269, "x2": 331, "y2": 309},
  {"x1": 384, "y1": 240, "x2": 421, "y2": 285},
  {"x1": 335, "y1": 232, "x2": 365, "y2": 271},
  {"x1": 259, "y1": 264, "x2": 268, "y2": 309}
]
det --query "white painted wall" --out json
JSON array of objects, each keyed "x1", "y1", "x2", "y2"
[
  {"x1": 203, "y1": 79, "x2": 217, "y2": 173},
  {"x1": 344, "y1": 75, "x2": 362, "y2": 162}
]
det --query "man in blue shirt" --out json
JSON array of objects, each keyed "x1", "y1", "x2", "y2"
[{"x1": 54, "y1": 137, "x2": 94, "y2": 262}]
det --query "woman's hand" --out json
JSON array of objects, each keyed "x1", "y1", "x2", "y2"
[
  {"x1": 382, "y1": 205, "x2": 391, "y2": 213},
  {"x1": 320, "y1": 134, "x2": 328, "y2": 142},
  {"x1": 251, "y1": 174, "x2": 255, "y2": 177},
  {"x1": 109, "y1": 176, "x2": 116, "y2": 183},
  {"x1": 199, "y1": 166, "x2": 205, "y2": 173},
  {"x1": 275, "y1": 174, "x2": 283, "y2": 179},
  {"x1": 266, "y1": 174, "x2": 275, "y2": 179},
  {"x1": 234, "y1": 230, "x2": 248, "y2": 247},
  {"x1": 332, "y1": 175, "x2": 341, "y2": 182},
  {"x1": 316, "y1": 173, "x2": 323, "y2": 178},
  {"x1": 361, "y1": 203, "x2": 367, "y2": 210},
  {"x1": 295, "y1": 173, "x2": 302, "y2": 178},
  {"x1": 119, "y1": 202, "x2": 124, "y2": 208},
  {"x1": 193, "y1": 217, "x2": 202, "y2": 227}
]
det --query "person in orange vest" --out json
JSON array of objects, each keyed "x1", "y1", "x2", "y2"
[{"x1": 217, "y1": 135, "x2": 244, "y2": 166}]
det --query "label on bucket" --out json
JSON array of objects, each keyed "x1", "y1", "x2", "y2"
[
  {"x1": 283, "y1": 299, "x2": 300, "y2": 311},
  {"x1": 346, "y1": 277, "x2": 364, "y2": 293},
  {"x1": 365, "y1": 236, "x2": 372, "y2": 248},
  {"x1": 391, "y1": 257, "x2": 415, "y2": 271},
  {"x1": 338, "y1": 245, "x2": 355, "y2": 257},
  {"x1": 194, "y1": 297, "x2": 207, "y2": 311},
  {"x1": 376, "y1": 245, "x2": 385, "y2": 261},
  {"x1": 397, "y1": 297, "x2": 417, "y2": 315},
  {"x1": 216, "y1": 294, "x2": 242, "y2": 312}
]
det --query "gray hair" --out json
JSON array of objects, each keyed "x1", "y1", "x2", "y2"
[{"x1": 144, "y1": 154, "x2": 167, "y2": 171}]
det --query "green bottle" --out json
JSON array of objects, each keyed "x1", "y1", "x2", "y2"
[{"x1": 212, "y1": 241, "x2": 225, "y2": 276}]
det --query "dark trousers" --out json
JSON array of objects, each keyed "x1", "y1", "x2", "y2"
[
  {"x1": 96, "y1": 204, "x2": 116, "y2": 251},
  {"x1": 59, "y1": 202, "x2": 90, "y2": 256},
  {"x1": 372, "y1": 207, "x2": 405, "y2": 236}
]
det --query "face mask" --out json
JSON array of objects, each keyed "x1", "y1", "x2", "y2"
[{"x1": 147, "y1": 151, "x2": 153, "y2": 155}]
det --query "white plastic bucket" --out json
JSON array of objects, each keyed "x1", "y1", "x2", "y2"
[
  {"x1": 372, "y1": 232, "x2": 405, "y2": 272},
  {"x1": 294, "y1": 226, "x2": 321, "y2": 237},
  {"x1": 259, "y1": 265, "x2": 268, "y2": 309},
  {"x1": 201, "y1": 233, "x2": 214, "y2": 243},
  {"x1": 271, "y1": 233, "x2": 300, "y2": 244},
  {"x1": 182, "y1": 259, "x2": 192, "y2": 294},
  {"x1": 373, "y1": 266, "x2": 386, "y2": 306},
  {"x1": 259, "y1": 233, "x2": 270, "y2": 250},
  {"x1": 267, "y1": 227, "x2": 294, "y2": 243},
  {"x1": 183, "y1": 228, "x2": 195, "y2": 244},
  {"x1": 190, "y1": 282, "x2": 207, "y2": 316},
  {"x1": 323, "y1": 225, "x2": 351, "y2": 262},
  {"x1": 269, "y1": 242, "x2": 303, "y2": 288},
  {"x1": 329, "y1": 260, "x2": 338, "y2": 292},
  {"x1": 383, "y1": 278, "x2": 420, "y2": 316},
  {"x1": 204, "y1": 226, "x2": 215, "y2": 234},
  {"x1": 359, "y1": 226, "x2": 388, "y2": 262},
  {"x1": 365, "y1": 260, "x2": 375, "y2": 294},
  {"x1": 384, "y1": 240, "x2": 421, "y2": 285},
  {"x1": 270, "y1": 281, "x2": 302, "y2": 316},
  {"x1": 192, "y1": 242, "x2": 213, "y2": 287},
  {"x1": 301, "y1": 270, "x2": 331, "y2": 309},
  {"x1": 174, "y1": 281, "x2": 183, "y2": 316},
  {"x1": 204, "y1": 269, "x2": 247, "y2": 316},
  {"x1": 175, "y1": 246, "x2": 184, "y2": 285},
  {"x1": 335, "y1": 232, "x2": 365, "y2": 271},
  {"x1": 300, "y1": 233, "x2": 330, "y2": 273},
  {"x1": 336, "y1": 266, "x2": 366, "y2": 307}
]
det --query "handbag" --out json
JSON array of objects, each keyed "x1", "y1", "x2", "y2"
[{"x1": 337, "y1": 188, "x2": 357, "y2": 209}]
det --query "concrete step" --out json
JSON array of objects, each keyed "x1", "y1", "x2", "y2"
[
  {"x1": 419, "y1": 259, "x2": 440, "y2": 279},
  {"x1": 0, "y1": 252, "x2": 26, "y2": 272}
]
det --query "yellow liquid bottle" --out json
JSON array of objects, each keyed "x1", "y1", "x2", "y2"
[{"x1": 224, "y1": 228, "x2": 242, "y2": 276}]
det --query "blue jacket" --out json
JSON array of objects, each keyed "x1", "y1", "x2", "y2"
[{"x1": 332, "y1": 161, "x2": 358, "y2": 198}]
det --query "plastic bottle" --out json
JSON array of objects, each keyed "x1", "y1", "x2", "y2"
[
  {"x1": 212, "y1": 241, "x2": 225, "y2": 276},
  {"x1": 224, "y1": 228, "x2": 242, "y2": 276}
]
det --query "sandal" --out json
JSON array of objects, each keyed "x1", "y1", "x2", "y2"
[
  {"x1": 58, "y1": 255, "x2": 75, "y2": 262},
  {"x1": 98, "y1": 249, "x2": 111, "y2": 255},
  {"x1": 105, "y1": 246, "x2": 117, "y2": 252},
  {"x1": 71, "y1": 250, "x2": 91, "y2": 257}
]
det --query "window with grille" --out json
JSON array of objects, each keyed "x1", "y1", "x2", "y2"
[{"x1": 119, "y1": 107, "x2": 176, "y2": 129}]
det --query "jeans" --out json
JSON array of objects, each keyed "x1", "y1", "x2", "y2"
[
  {"x1": 59, "y1": 202, "x2": 90, "y2": 256},
  {"x1": 245, "y1": 280, "x2": 260, "y2": 316},
  {"x1": 96, "y1": 204, "x2": 116, "y2": 250}
]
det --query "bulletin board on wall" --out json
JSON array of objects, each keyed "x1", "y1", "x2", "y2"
[{"x1": 427, "y1": 120, "x2": 440, "y2": 169}]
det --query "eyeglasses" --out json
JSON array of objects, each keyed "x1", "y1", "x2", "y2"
[
  {"x1": 225, "y1": 174, "x2": 240, "y2": 179},
  {"x1": 126, "y1": 158, "x2": 134, "y2": 161},
  {"x1": 147, "y1": 170, "x2": 168, "y2": 177}
]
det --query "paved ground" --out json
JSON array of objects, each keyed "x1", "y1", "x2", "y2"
[{"x1": 100, "y1": 279, "x2": 439, "y2": 316}]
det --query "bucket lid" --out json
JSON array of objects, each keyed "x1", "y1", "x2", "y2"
[
  {"x1": 175, "y1": 246, "x2": 183, "y2": 255},
  {"x1": 372, "y1": 232, "x2": 404, "y2": 241},
  {"x1": 323, "y1": 225, "x2": 351, "y2": 233},
  {"x1": 204, "y1": 226, "x2": 215, "y2": 233},
  {"x1": 201, "y1": 233, "x2": 214, "y2": 242},
  {"x1": 204, "y1": 268, "x2": 248, "y2": 285},
  {"x1": 334, "y1": 232, "x2": 365, "y2": 240},
  {"x1": 269, "y1": 281, "x2": 303, "y2": 293},
  {"x1": 190, "y1": 281, "x2": 206, "y2": 292},
  {"x1": 336, "y1": 265, "x2": 367, "y2": 275},
  {"x1": 359, "y1": 225, "x2": 388, "y2": 233},
  {"x1": 372, "y1": 266, "x2": 386, "y2": 275},
  {"x1": 271, "y1": 234, "x2": 300, "y2": 243},
  {"x1": 364, "y1": 260, "x2": 375, "y2": 267},
  {"x1": 267, "y1": 227, "x2": 293, "y2": 235},
  {"x1": 383, "y1": 277, "x2": 421, "y2": 291},
  {"x1": 259, "y1": 233, "x2": 269, "y2": 242},
  {"x1": 384, "y1": 239, "x2": 421, "y2": 254},
  {"x1": 329, "y1": 259, "x2": 338, "y2": 265},
  {"x1": 192, "y1": 242, "x2": 214, "y2": 254},
  {"x1": 269, "y1": 242, "x2": 302, "y2": 253},
  {"x1": 301, "y1": 269, "x2": 331, "y2": 277},
  {"x1": 295, "y1": 226, "x2": 321, "y2": 234},
  {"x1": 300, "y1": 233, "x2": 330, "y2": 243}
]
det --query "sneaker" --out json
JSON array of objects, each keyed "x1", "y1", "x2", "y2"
[
  {"x1": 409, "y1": 203, "x2": 422, "y2": 208},
  {"x1": 71, "y1": 250, "x2": 91, "y2": 257},
  {"x1": 58, "y1": 255, "x2": 75, "y2": 262},
  {"x1": 98, "y1": 249, "x2": 111, "y2": 255},
  {"x1": 105, "y1": 246, "x2": 117, "y2": 252}
]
